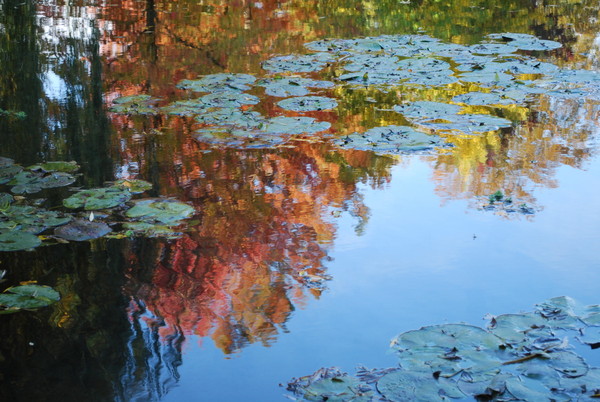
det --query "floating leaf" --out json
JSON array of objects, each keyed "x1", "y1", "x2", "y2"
[
  {"x1": 0, "y1": 284, "x2": 60, "y2": 312},
  {"x1": 256, "y1": 77, "x2": 334, "y2": 97},
  {"x1": 160, "y1": 98, "x2": 210, "y2": 116},
  {"x1": 27, "y1": 161, "x2": 79, "y2": 173},
  {"x1": 110, "y1": 94, "x2": 160, "y2": 115},
  {"x1": 488, "y1": 313, "x2": 550, "y2": 344},
  {"x1": 488, "y1": 33, "x2": 562, "y2": 51},
  {"x1": 199, "y1": 92, "x2": 260, "y2": 108},
  {"x1": 277, "y1": 96, "x2": 338, "y2": 112},
  {"x1": 420, "y1": 113, "x2": 513, "y2": 134},
  {"x1": 194, "y1": 127, "x2": 289, "y2": 149},
  {"x1": 54, "y1": 220, "x2": 111, "y2": 241},
  {"x1": 122, "y1": 222, "x2": 183, "y2": 239},
  {"x1": 0, "y1": 230, "x2": 41, "y2": 251},
  {"x1": 0, "y1": 193, "x2": 13, "y2": 210},
  {"x1": 113, "y1": 179, "x2": 153, "y2": 194},
  {"x1": 335, "y1": 125, "x2": 445, "y2": 153},
  {"x1": 302, "y1": 376, "x2": 372, "y2": 401},
  {"x1": 195, "y1": 108, "x2": 265, "y2": 129},
  {"x1": 63, "y1": 187, "x2": 132, "y2": 210},
  {"x1": 0, "y1": 164, "x2": 23, "y2": 185},
  {"x1": 394, "y1": 101, "x2": 462, "y2": 121},
  {"x1": 469, "y1": 43, "x2": 519, "y2": 55},
  {"x1": 264, "y1": 116, "x2": 331, "y2": 135},
  {"x1": 0, "y1": 205, "x2": 71, "y2": 234},
  {"x1": 9, "y1": 171, "x2": 77, "y2": 194},
  {"x1": 176, "y1": 73, "x2": 256, "y2": 93},
  {"x1": 262, "y1": 53, "x2": 335, "y2": 73},
  {"x1": 126, "y1": 198, "x2": 195, "y2": 225},
  {"x1": 377, "y1": 370, "x2": 466, "y2": 400},
  {"x1": 452, "y1": 91, "x2": 519, "y2": 106}
]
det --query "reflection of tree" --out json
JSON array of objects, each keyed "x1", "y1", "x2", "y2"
[{"x1": 120, "y1": 131, "x2": 394, "y2": 353}]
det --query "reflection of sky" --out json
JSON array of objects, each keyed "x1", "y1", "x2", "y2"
[{"x1": 160, "y1": 153, "x2": 600, "y2": 401}]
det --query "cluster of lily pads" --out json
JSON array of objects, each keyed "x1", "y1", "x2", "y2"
[
  {"x1": 111, "y1": 33, "x2": 600, "y2": 154},
  {"x1": 286, "y1": 296, "x2": 600, "y2": 401},
  {"x1": 477, "y1": 190, "x2": 538, "y2": 217},
  {"x1": 0, "y1": 157, "x2": 196, "y2": 251}
]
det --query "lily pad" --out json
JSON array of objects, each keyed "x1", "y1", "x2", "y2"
[
  {"x1": 469, "y1": 43, "x2": 519, "y2": 55},
  {"x1": 420, "y1": 113, "x2": 513, "y2": 134},
  {"x1": 0, "y1": 164, "x2": 23, "y2": 185},
  {"x1": 194, "y1": 127, "x2": 289, "y2": 149},
  {"x1": 377, "y1": 370, "x2": 466, "y2": 401},
  {"x1": 160, "y1": 99, "x2": 211, "y2": 116},
  {"x1": 9, "y1": 171, "x2": 77, "y2": 194},
  {"x1": 199, "y1": 92, "x2": 260, "y2": 108},
  {"x1": 394, "y1": 101, "x2": 462, "y2": 121},
  {"x1": 262, "y1": 53, "x2": 335, "y2": 73},
  {"x1": 110, "y1": 94, "x2": 160, "y2": 115},
  {"x1": 176, "y1": 73, "x2": 256, "y2": 93},
  {"x1": 113, "y1": 179, "x2": 153, "y2": 194},
  {"x1": 302, "y1": 376, "x2": 372, "y2": 401},
  {"x1": 0, "y1": 284, "x2": 60, "y2": 312},
  {"x1": 335, "y1": 126, "x2": 445, "y2": 153},
  {"x1": 0, "y1": 230, "x2": 41, "y2": 251},
  {"x1": 256, "y1": 77, "x2": 334, "y2": 97},
  {"x1": 0, "y1": 192, "x2": 13, "y2": 210},
  {"x1": 194, "y1": 108, "x2": 265, "y2": 129},
  {"x1": 488, "y1": 33, "x2": 562, "y2": 51},
  {"x1": 277, "y1": 96, "x2": 338, "y2": 112},
  {"x1": 452, "y1": 91, "x2": 520, "y2": 106},
  {"x1": 54, "y1": 220, "x2": 112, "y2": 241},
  {"x1": 122, "y1": 222, "x2": 183, "y2": 239},
  {"x1": 27, "y1": 161, "x2": 79, "y2": 173},
  {"x1": 63, "y1": 187, "x2": 132, "y2": 210},
  {"x1": 126, "y1": 198, "x2": 195, "y2": 225},
  {"x1": 0, "y1": 205, "x2": 71, "y2": 233},
  {"x1": 488, "y1": 313, "x2": 551, "y2": 344},
  {"x1": 264, "y1": 116, "x2": 331, "y2": 135}
]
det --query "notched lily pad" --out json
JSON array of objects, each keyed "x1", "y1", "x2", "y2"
[
  {"x1": 176, "y1": 73, "x2": 256, "y2": 93},
  {"x1": 335, "y1": 125, "x2": 445, "y2": 154},
  {"x1": 125, "y1": 198, "x2": 195, "y2": 225},
  {"x1": 277, "y1": 96, "x2": 338, "y2": 112},
  {"x1": 63, "y1": 187, "x2": 132, "y2": 210},
  {"x1": 0, "y1": 230, "x2": 41, "y2": 251},
  {"x1": 0, "y1": 284, "x2": 60, "y2": 312},
  {"x1": 54, "y1": 220, "x2": 112, "y2": 241}
]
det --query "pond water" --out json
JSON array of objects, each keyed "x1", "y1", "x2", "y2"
[{"x1": 0, "y1": 0, "x2": 599, "y2": 400}]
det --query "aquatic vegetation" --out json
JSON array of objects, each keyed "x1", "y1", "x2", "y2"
[
  {"x1": 176, "y1": 73, "x2": 257, "y2": 93},
  {"x1": 9, "y1": 171, "x2": 77, "y2": 194},
  {"x1": 0, "y1": 284, "x2": 60, "y2": 314},
  {"x1": 276, "y1": 96, "x2": 338, "y2": 112},
  {"x1": 125, "y1": 198, "x2": 195, "y2": 225},
  {"x1": 256, "y1": 77, "x2": 335, "y2": 98},
  {"x1": 334, "y1": 125, "x2": 445, "y2": 154},
  {"x1": 478, "y1": 191, "x2": 537, "y2": 217},
  {"x1": 110, "y1": 94, "x2": 161, "y2": 115},
  {"x1": 63, "y1": 187, "x2": 133, "y2": 210},
  {"x1": 0, "y1": 230, "x2": 41, "y2": 251},
  {"x1": 286, "y1": 297, "x2": 600, "y2": 401},
  {"x1": 54, "y1": 220, "x2": 112, "y2": 241}
]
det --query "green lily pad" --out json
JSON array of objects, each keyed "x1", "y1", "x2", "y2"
[
  {"x1": 194, "y1": 127, "x2": 290, "y2": 149},
  {"x1": 160, "y1": 99, "x2": 211, "y2": 116},
  {"x1": 452, "y1": 91, "x2": 520, "y2": 106},
  {"x1": 54, "y1": 220, "x2": 112, "y2": 241},
  {"x1": 176, "y1": 73, "x2": 256, "y2": 93},
  {"x1": 264, "y1": 116, "x2": 331, "y2": 135},
  {"x1": 122, "y1": 222, "x2": 183, "y2": 239},
  {"x1": 0, "y1": 230, "x2": 41, "y2": 251},
  {"x1": 377, "y1": 370, "x2": 466, "y2": 400},
  {"x1": 195, "y1": 108, "x2": 265, "y2": 129},
  {"x1": 27, "y1": 161, "x2": 79, "y2": 173},
  {"x1": 199, "y1": 92, "x2": 260, "y2": 108},
  {"x1": 420, "y1": 113, "x2": 513, "y2": 134},
  {"x1": 262, "y1": 53, "x2": 335, "y2": 73},
  {"x1": 126, "y1": 198, "x2": 195, "y2": 225},
  {"x1": 302, "y1": 376, "x2": 372, "y2": 401},
  {"x1": 0, "y1": 205, "x2": 71, "y2": 234},
  {"x1": 343, "y1": 53, "x2": 400, "y2": 72},
  {"x1": 394, "y1": 101, "x2": 462, "y2": 121},
  {"x1": 335, "y1": 126, "x2": 445, "y2": 154},
  {"x1": 0, "y1": 193, "x2": 13, "y2": 210},
  {"x1": 488, "y1": 33, "x2": 562, "y2": 51},
  {"x1": 488, "y1": 313, "x2": 551, "y2": 344},
  {"x1": 535, "y1": 296, "x2": 586, "y2": 329},
  {"x1": 63, "y1": 187, "x2": 132, "y2": 210},
  {"x1": 277, "y1": 96, "x2": 338, "y2": 112},
  {"x1": 256, "y1": 77, "x2": 334, "y2": 98},
  {"x1": 459, "y1": 68, "x2": 514, "y2": 85},
  {"x1": 9, "y1": 171, "x2": 77, "y2": 194},
  {"x1": 110, "y1": 94, "x2": 160, "y2": 115},
  {"x1": 113, "y1": 179, "x2": 153, "y2": 194},
  {"x1": 0, "y1": 164, "x2": 23, "y2": 185},
  {"x1": 560, "y1": 367, "x2": 600, "y2": 400},
  {"x1": 0, "y1": 284, "x2": 60, "y2": 312},
  {"x1": 469, "y1": 43, "x2": 519, "y2": 55}
]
